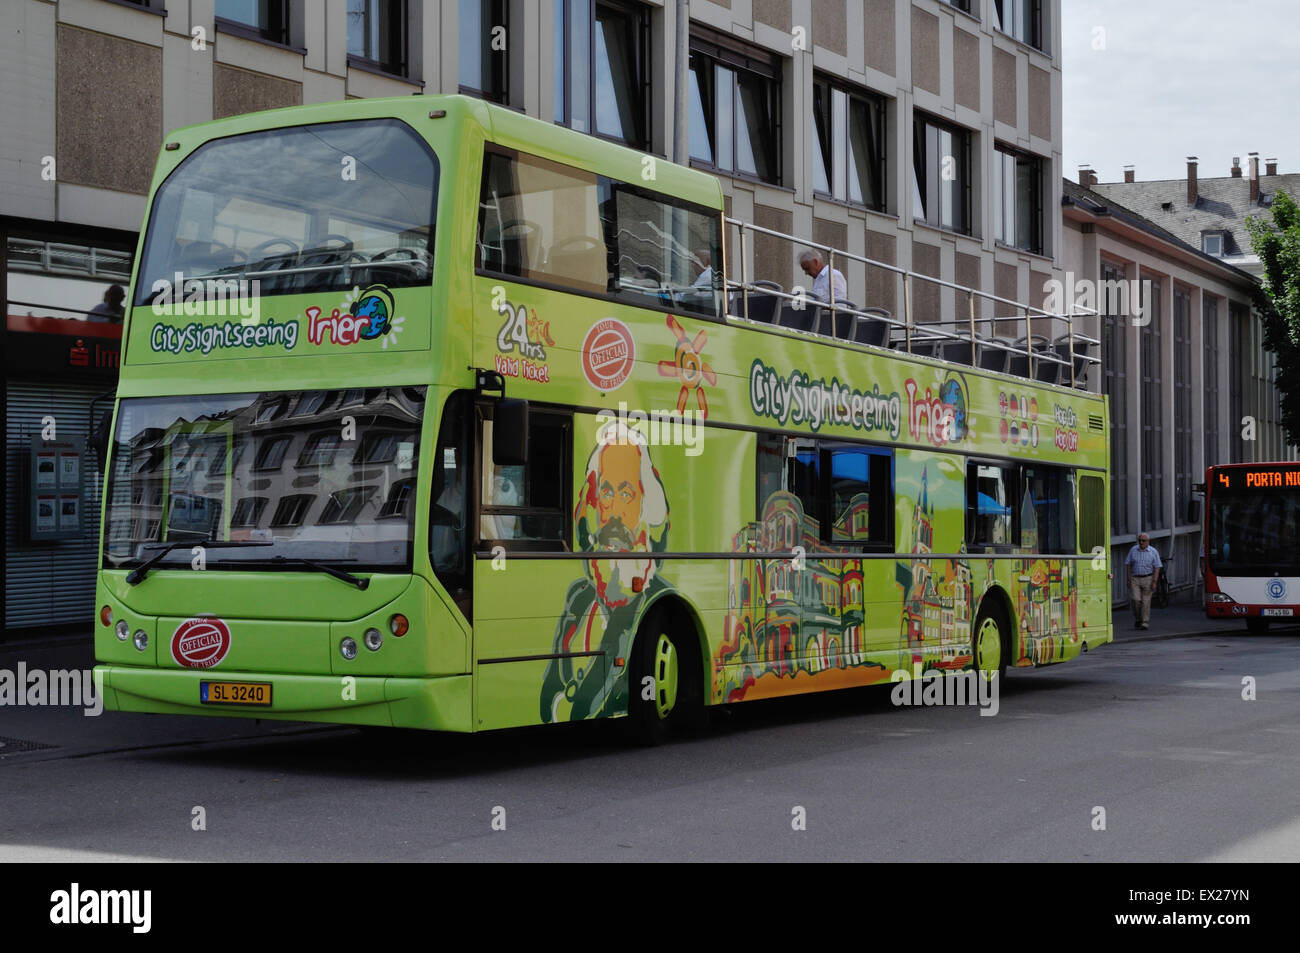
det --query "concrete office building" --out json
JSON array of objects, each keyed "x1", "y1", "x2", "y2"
[{"x1": 1, "y1": 0, "x2": 1067, "y2": 632}]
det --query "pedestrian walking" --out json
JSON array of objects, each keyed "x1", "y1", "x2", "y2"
[{"x1": 1126, "y1": 533, "x2": 1163, "y2": 629}]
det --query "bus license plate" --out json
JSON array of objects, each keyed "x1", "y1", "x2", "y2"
[
  {"x1": 201, "y1": 681, "x2": 272, "y2": 706},
  {"x1": 1262, "y1": 608, "x2": 1294, "y2": 617}
]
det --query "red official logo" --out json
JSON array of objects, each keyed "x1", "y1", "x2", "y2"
[
  {"x1": 171, "y1": 617, "x2": 232, "y2": 669},
  {"x1": 581, "y1": 319, "x2": 635, "y2": 392}
]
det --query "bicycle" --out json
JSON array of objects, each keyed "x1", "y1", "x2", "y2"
[{"x1": 1153, "y1": 554, "x2": 1173, "y2": 608}]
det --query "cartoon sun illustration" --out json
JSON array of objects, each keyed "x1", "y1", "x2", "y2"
[
  {"x1": 658, "y1": 315, "x2": 716, "y2": 417},
  {"x1": 341, "y1": 285, "x2": 405, "y2": 350}
]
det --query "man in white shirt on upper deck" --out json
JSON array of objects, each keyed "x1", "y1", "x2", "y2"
[{"x1": 798, "y1": 249, "x2": 847, "y2": 305}]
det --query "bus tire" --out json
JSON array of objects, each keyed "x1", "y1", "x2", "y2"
[
  {"x1": 972, "y1": 600, "x2": 1009, "y2": 685},
  {"x1": 626, "y1": 606, "x2": 702, "y2": 746},
  {"x1": 1246, "y1": 617, "x2": 1270, "y2": 634}
]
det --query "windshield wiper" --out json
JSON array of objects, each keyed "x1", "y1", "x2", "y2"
[
  {"x1": 126, "y1": 540, "x2": 273, "y2": 586},
  {"x1": 263, "y1": 556, "x2": 369, "y2": 591}
]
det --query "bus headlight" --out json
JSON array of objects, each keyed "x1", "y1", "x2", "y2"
[
  {"x1": 1208, "y1": 593, "x2": 1234, "y2": 603},
  {"x1": 340, "y1": 637, "x2": 358, "y2": 660},
  {"x1": 364, "y1": 628, "x2": 383, "y2": 651},
  {"x1": 116, "y1": 620, "x2": 130, "y2": 641},
  {"x1": 133, "y1": 630, "x2": 149, "y2": 651}
]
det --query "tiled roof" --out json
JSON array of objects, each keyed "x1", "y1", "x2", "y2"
[
  {"x1": 1061, "y1": 178, "x2": 1258, "y2": 285},
  {"x1": 1091, "y1": 172, "x2": 1300, "y2": 263}
]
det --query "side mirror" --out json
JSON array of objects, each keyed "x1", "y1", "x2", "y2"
[
  {"x1": 492, "y1": 398, "x2": 529, "y2": 466},
  {"x1": 88, "y1": 404, "x2": 112, "y2": 472},
  {"x1": 1186, "y1": 499, "x2": 1202, "y2": 525}
]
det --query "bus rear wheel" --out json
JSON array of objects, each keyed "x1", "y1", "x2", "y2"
[
  {"x1": 972, "y1": 602, "x2": 1009, "y2": 685},
  {"x1": 627, "y1": 607, "x2": 701, "y2": 746}
]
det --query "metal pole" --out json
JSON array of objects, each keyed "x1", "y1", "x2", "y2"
[
  {"x1": 673, "y1": 0, "x2": 690, "y2": 164},
  {"x1": 740, "y1": 224, "x2": 749, "y2": 321},
  {"x1": 969, "y1": 292, "x2": 977, "y2": 366},
  {"x1": 904, "y1": 273, "x2": 913, "y2": 353}
]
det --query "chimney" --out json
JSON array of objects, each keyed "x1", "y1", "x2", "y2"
[
  {"x1": 1124, "y1": 164, "x2": 1135, "y2": 183},
  {"x1": 1250, "y1": 152, "x2": 1260, "y2": 201},
  {"x1": 1267, "y1": 157, "x2": 1278, "y2": 176},
  {"x1": 1078, "y1": 165, "x2": 1097, "y2": 187},
  {"x1": 1187, "y1": 157, "x2": 1198, "y2": 205},
  {"x1": 1231, "y1": 156, "x2": 1242, "y2": 178}
]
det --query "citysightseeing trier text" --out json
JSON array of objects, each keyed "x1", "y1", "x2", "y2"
[{"x1": 94, "y1": 95, "x2": 1112, "y2": 741}]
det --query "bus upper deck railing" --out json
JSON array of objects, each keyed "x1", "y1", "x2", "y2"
[{"x1": 723, "y1": 216, "x2": 1101, "y2": 390}]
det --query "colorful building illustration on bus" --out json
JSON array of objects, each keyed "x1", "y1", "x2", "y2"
[
  {"x1": 896, "y1": 466, "x2": 974, "y2": 671},
  {"x1": 715, "y1": 491, "x2": 884, "y2": 703}
]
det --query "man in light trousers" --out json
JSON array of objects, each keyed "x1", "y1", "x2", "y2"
[{"x1": 1125, "y1": 533, "x2": 1163, "y2": 629}]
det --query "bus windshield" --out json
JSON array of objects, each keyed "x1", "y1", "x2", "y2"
[
  {"x1": 134, "y1": 118, "x2": 438, "y2": 305},
  {"x1": 102, "y1": 387, "x2": 425, "y2": 571},
  {"x1": 1208, "y1": 489, "x2": 1300, "y2": 574}
]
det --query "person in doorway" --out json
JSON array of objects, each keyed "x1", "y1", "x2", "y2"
[
  {"x1": 797, "y1": 249, "x2": 847, "y2": 305},
  {"x1": 1125, "y1": 533, "x2": 1163, "y2": 629}
]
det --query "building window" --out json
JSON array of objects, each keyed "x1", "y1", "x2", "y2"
[
  {"x1": 460, "y1": 0, "x2": 509, "y2": 103},
  {"x1": 688, "y1": 33, "x2": 783, "y2": 185},
  {"x1": 947, "y1": 0, "x2": 974, "y2": 13},
  {"x1": 297, "y1": 432, "x2": 342, "y2": 468},
  {"x1": 554, "y1": 0, "x2": 651, "y2": 150},
  {"x1": 993, "y1": 144, "x2": 1044, "y2": 254},
  {"x1": 319, "y1": 486, "x2": 376, "y2": 525},
  {"x1": 1101, "y1": 262, "x2": 1128, "y2": 536},
  {"x1": 215, "y1": 0, "x2": 290, "y2": 46},
  {"x1": 1202, "y1": 233, "x2": 1223, "y2": 256},
  {"x1": 232, "y1": 497, "x2": 268, "y2": 528},
  {"x1": 993, "y1": 0, "x2": 1043, "y2": 50},
  {"x1": 1173, "y1": 286, "x2": 1193, "y2": 522},
  {"x1": 271, "y1": 493, "x2": 314, "y2": 528},
  {"x1": 1203, "y1": 297, "x2": 1219, "y2": 467},
  {"x1": 348, "y1": 0, "x2": 409, "y2": 78},
  {"x1": 913, "y1": 113, "x2": 971, "y2": 234},
  {"x1": 1141, "y1": 279, "x2": 1164, "y2": 530},
  {"x1": 812, "y1": 77, "x2": 886, "y2": 211},
  {"x1": 253, "y1": 436, "x2": 292, "y2": 472}
]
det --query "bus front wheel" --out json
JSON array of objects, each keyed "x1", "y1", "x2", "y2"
[{"x1": 627, "y1": 607, "x2": 702, "y2": 746}]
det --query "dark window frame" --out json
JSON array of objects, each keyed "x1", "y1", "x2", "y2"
[
  {"x1": 913, "y1": 111, "x2": 973, "y2": 236},
  {"x1": 993, "y1": 142, "x2": 1044, "y2": 255},
  {"x1": 231, "y1": 496, "x2": 269, "y2": 528},
  {"x1": 215, "y1": 0, "x2": 292, "y2": 48},
  {"x1": 812, "y1": 74, "x2": 887, "y2": 212},
  {"x1": 993, "y1": 0, "x2": 1044, "y2": 52},
  {"x1": 270, "y1": 493, "x2": 314, "y2": 528},
  {"x1": 347, "y1": 0, "x2": 411, "y2": 79},
  {"x1": 965, "y1": 459, "x2": 1022, "y2": 550},
  {"x1": 688, "y1": 30, "x2": 784, "y2": 186},
  {"x1": 555, "y1": 0, "x2": 653, "y2": 150},
  {"x1": 459, "y1": 0, "x2": 510, "y2": 104}
]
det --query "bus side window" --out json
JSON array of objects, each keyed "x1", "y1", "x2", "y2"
[
  {"x1": 1078, "y1": 474, "x2": 1105, "y2": 556},
  {"x1": 967, "y1": 463, "x2": 1016, "y2": 549},
  {"x1": 478, "y1": 407, "x2": 571, "y2": 549}
]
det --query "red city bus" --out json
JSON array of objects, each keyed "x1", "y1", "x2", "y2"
[{"x1": 1201, "y1": 462, "x2": 1300, "y2": 632}]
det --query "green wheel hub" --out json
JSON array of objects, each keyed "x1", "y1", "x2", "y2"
[
  {"x1": 975, "y1": 616, "x2": 1002, "y2": 674},
  {"x1": 653, "y1": 632, "x2": 679, "y2": 720}
]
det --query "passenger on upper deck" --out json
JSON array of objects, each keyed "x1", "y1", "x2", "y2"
[{"x1": 797, "y1": 250, "x2": 847, "y2": 305}]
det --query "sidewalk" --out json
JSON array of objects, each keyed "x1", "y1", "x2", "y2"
[{"x1": 1109, "y1": 589, "x2": 1298, "y2": 643}]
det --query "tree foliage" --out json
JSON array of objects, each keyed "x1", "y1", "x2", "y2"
[{"x1": 1245, "y1": 190, "x2": 1300, "y2": 446}]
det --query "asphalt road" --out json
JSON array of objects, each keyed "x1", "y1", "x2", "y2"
[{"x1": 2, "y1": 631, "x2": 1299, "y2": 862}]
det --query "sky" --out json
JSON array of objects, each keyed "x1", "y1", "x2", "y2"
[{"x1": 1062, "y1": 0, "x2": 1300, "y2": 184}]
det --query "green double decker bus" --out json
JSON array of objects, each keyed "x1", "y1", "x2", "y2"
[{"x1": 94, "y1": 95, "x2": 1111, "y2": 741}]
